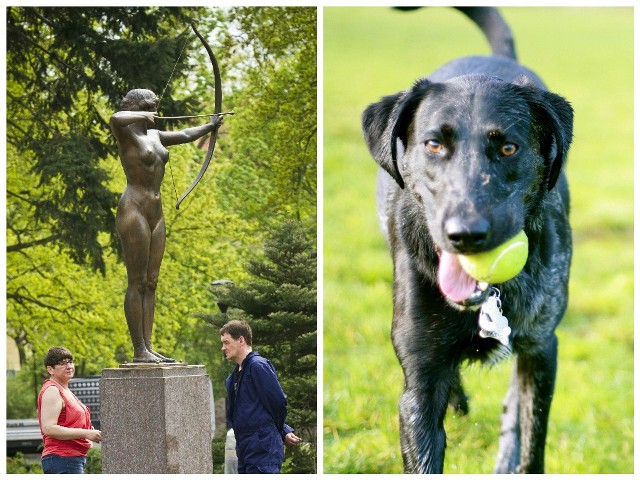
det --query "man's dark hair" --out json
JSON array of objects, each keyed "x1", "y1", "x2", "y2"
[
  {"x1": 220, "y1": 320, "x2": 253, "y2": 346},
  {"x1": 44, "y1": 346, "x2": 73, "y2": 367}
]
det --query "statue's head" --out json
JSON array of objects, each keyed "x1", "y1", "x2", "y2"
[{"x1": 120, "y1": 89, "x2": 159, "y2": 111}]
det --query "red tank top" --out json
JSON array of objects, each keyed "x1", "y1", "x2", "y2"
[{"x1": 37, "y1": 379, "x2": 93, "y2": 457}]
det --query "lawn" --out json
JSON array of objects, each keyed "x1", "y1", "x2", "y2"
[{"x1": 323, "y1": 7, "x2": 633, "y2": 474}]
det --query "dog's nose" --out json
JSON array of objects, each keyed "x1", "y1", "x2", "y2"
[{"x1": 445, "y1": 216, "x2": 490, "y2": 252}]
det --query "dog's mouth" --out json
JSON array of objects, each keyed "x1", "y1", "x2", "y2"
[{"x1": 437, "y1": 250, "x2": 490, "y2": 308}]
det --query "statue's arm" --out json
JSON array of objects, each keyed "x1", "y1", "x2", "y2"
[
  {"x1": 110, "y1": 111, "x2": 155, "y2": 128},
  {"x1": 159, "y1": 117, "x2": 222, "y2": 147}
]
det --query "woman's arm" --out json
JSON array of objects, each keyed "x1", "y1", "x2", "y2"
[
  {"x1": 159, "y1": 116, "x2": 223, "y2": 147},
  {"x1": 40, "y1": 387, "x2": 102, "y2": 442}
]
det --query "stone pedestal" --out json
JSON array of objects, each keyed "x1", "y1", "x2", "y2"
[{"x1": 100, "y1": 364, "x2": 213, "y2": 474}]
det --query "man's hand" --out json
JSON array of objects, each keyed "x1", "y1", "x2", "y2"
[{"x1": 284, "y1": 432, "x2": 301, "y2": 446}]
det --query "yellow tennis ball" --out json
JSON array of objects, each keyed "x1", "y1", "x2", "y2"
[{"x1": 459, "y1": 230, "x2": 528, "y2": 283}]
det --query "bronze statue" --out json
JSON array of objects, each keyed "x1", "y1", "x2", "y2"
[{"x1": 110, "y1": 88, "x2": 222, "y2": 363}]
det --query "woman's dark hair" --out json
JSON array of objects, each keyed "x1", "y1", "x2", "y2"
[
  {"x1": 120, "y1": 88, "x2": 159, "y2": 111},
  {"x1": 44, "y1": 346, "x2": 73, "y2": 367},
  {"x1": 219, "y1": 320, "x2": 253, "y2": 346}
]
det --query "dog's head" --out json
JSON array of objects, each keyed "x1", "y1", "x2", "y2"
[{"x1": 363, "y1": 74, "x2": 573, "y2": 306}]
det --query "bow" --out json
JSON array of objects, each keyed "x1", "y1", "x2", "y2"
[{"x1": 175, "y1": 21, "x2": 223, "y2": 210}]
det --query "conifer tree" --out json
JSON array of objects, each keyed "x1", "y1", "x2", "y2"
[{"x1": 207, "y1": 219, "x2": 317, "y2": 473}]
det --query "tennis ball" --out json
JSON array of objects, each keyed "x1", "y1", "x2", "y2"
[{"x1": 459, "y1": 230, "x2": 528, "y2": 283}]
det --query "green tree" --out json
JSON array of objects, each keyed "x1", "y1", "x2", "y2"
[
  {"x1": 5, "y1": 6, "x2": 215, "y2": 368},
  {"x1": 205, "y1": 220, "x2": 317, "y2": 473},
  {"x1": 216, "y1": 7, "x2": 317, "y2": 226},
  {"x1": 6, "y1": 370, "x2": 39, "y2": 418},
  {"x1": 5, "y1": 9, "x2": 317, "y2": 454},
  {"x1": 6, "y1": 7, "x2": 204, "y2": 274}
]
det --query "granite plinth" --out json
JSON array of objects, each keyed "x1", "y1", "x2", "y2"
[{"x1": 100, "y1": 364, "x2": 213, "y2": 474}]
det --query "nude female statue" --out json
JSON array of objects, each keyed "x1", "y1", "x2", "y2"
[{"x1": 110, "y1": 88, "x2": 221, "y2": 363}]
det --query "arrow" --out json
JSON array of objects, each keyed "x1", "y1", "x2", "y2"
[{"x1": 154, "y1": 110, "x2": 235, "y2": 120}]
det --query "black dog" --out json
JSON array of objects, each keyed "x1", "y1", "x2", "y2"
[{"x1": 362, "y1": 7, "x2": 573, "y2": 474}]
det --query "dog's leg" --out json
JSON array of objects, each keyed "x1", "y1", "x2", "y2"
[
  {"x1": 494, "y1": 365, "x2": 520, "y2": 473},
  {"x1": 448, "y1": 368, "x2": 469, "y2": 415},
  {"x1": 515, "y1": 334, "x2": 558, "y2": 473},
  {"x1": 398, "y1": 374, "x2": 451, "y2": 473},
  {"x1": 393, "y1": 297, "x2": 456, "y2": 472}
]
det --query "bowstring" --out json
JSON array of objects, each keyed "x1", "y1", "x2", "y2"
[
  {"x1": 157, "y1": 26, "x2": 192, "y2": 205},
  {"x1": 157, "y1": 28, "x2": 191, "y2": 108}
]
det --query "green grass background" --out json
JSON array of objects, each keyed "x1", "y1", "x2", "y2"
[{"x1": 323, "y1": 7, "x2": 633, "y2": 474}]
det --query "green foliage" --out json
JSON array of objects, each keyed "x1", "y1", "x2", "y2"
[
  {"x1": 6, "y1": 6, "x2": 209, "y2": 372},
  {"x1": 86, "y1": 447, "x2": 102, "y2": 474},
  {"x1": 6, "y1": 7, "x2": 316, "y2": 405},
  {"x1": 6, "y1": 452, "x2": 43, "y2": 474},
  {"x1": 323, "y1": 7, "x2": 633, "y2": 474},
  {"x1": 211, "y1": 436, "x2": 226, "y2": 474},
  {"x1": 7, "y1": 8, "x2": 317, "y2": 474},
  {"x1": 216, "y1": 7, "x2": 317, "y2": 226},
  {"x1": 204, "y1": 220, "x2": 317, "y2": 473},
  {"x1": 6, "y1": 370, "x2": 39, "y2": 419},
  {"x1": 6, "y1": 7, "x2": 199, "y2": 274},
  {"x1": 6, "y1": 232, "x2": 130, "y2": 375}
]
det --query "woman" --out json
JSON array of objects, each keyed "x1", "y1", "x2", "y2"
[
  {"x1": 37, "y1": 346, "x2": 101, "y2": 474},
  {"x1": 110, "y1": 89, "x2": 221, "y2": 363}
]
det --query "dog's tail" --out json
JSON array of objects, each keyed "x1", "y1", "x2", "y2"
[
  {"x1": 456, "y1": 7, "x2": 516, "y2": 60},
  {"x1": 396, "y1": 7, "x2": 517, "y2": 60}
]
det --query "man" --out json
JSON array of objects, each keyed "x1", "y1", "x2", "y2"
[{"x1": 220, "y1": 320, "x2": 301, "y2": 473}]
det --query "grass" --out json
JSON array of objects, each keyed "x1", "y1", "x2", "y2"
[{"x1": 323, "y1": 7, "x2": 633, "y2": 474}]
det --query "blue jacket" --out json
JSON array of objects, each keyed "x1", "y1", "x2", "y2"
[{"x1": 225, "y1": 351, "x2": 294, "y2": 440}]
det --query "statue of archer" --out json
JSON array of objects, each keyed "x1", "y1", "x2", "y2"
[{"x1": 110, "y1": 88, "x2": 221, "y2": 363}]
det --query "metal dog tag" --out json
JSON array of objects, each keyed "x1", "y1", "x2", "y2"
[{"x1": 478, "y1": 289, "x2": 511, "y2": 346}]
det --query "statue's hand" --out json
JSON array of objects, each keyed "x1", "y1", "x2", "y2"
[
  {"x1": 210, "y1": 114, "x2": 223, "y2": 130},
  {"x1": 144, "y1": 111, "x2": 157, "y2": 126}
]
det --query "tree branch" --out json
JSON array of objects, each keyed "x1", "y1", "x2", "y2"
[{"x1": 7, "y1": 235, "x2": 60, "y2": 253}]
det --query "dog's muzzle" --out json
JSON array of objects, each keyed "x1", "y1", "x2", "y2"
[{"x1": 437, "y1": 249, "x2": 492, "y2": 309}]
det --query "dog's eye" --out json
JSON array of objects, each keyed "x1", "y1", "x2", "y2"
[
  {"x1": 500, "y1": 142, "x2": 518, "y2": 156},
  {"x1": 425, "y1": 139, "x2": 443, "y2": 154}
]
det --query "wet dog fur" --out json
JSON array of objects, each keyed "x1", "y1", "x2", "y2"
[{"x1": 362, "y1": 7, "x2": 573, "y2": 474}]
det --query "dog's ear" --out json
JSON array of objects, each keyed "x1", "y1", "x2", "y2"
[
  {"x1": 362, "y1": 79, "x2": 434, "y2": 189},
  {"x1": 362, "y1": 92, "x2": 405, "y2": 187},
  {"x1": 390, "y1": 78, "x2": 433, "y2": 167},
  {"x1": 522, "y1": 87, "x2": 574, "y2": 191}
]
